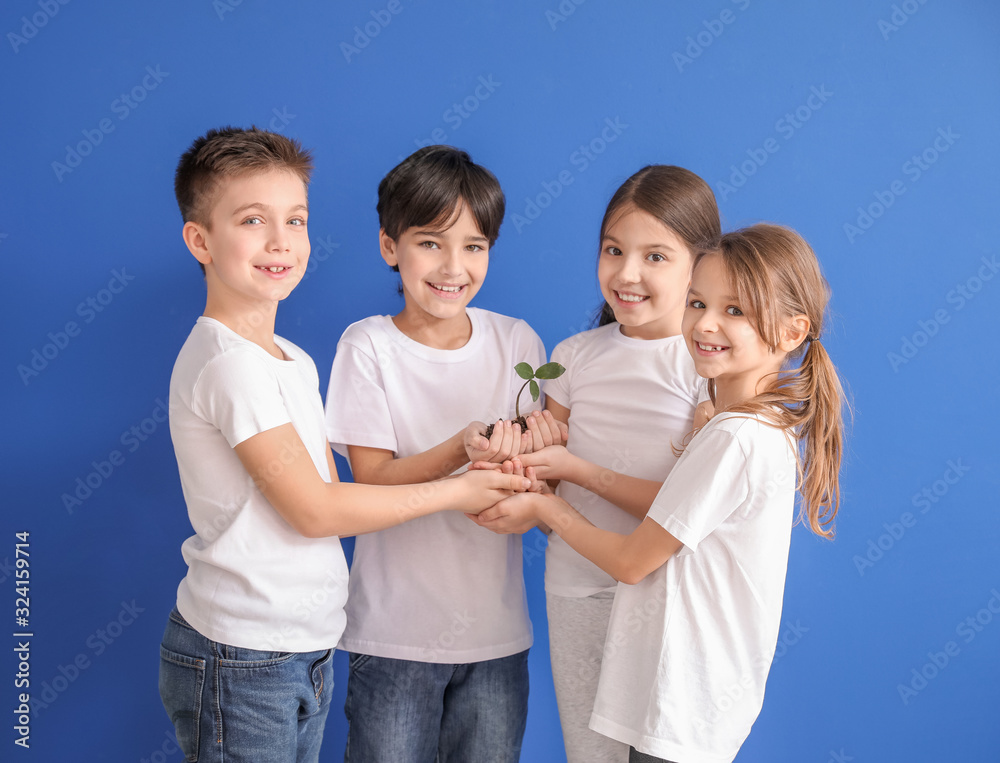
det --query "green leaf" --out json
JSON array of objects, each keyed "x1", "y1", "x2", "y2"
[
  {"x1": 514, "y1": 362, "x2": 534, "y2": 380},
  {"x1": 529, "y1": 380, "x2": 540, "y2": 402},
  {"x1": 533, "y1": 362, "x2": 566, "y2": 380}
]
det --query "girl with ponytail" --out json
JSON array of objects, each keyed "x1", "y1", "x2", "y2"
[{"x1": 474, "y1": 223, "x2": 847, "y2": 762}]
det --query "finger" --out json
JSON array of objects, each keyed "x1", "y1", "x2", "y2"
[
  {"x1": 540, "y1": 410, "x2": 561, "y2": 446},
  {"x1": 526, "y1": 412, "x2": 546, "y2": 452},
  {"x1": 470, "y1": 460, "x2": 502, "y2": 471},
  {"x1": 501, "y1": 460, "x2": 514, "y2": 475},
  {"x1": 518, "y1": 429, "x2": 533, "y2": 456}
]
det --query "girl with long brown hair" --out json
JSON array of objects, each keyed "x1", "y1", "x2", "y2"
[{"x1": 476, "y1": 223, "x2": 846, "y2": 762}]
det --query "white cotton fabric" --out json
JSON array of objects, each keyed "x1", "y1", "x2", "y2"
[
  {"x1": 544, "y1": 324, "x2": 707, "y2": 597},
  {"x1": 590, "y1": 413, "x2": 797, "y2": 763},
  {"x1": 324, "y1": 308, "x2": 545, "y2": 663},
  {"x1": 170, "y1": 317, "x2": 349, "y2": 653}
]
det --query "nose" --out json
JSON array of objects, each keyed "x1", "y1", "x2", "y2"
[
  {"x1": 440, "y1": 247, "x2": 464, "y2": 276},
  {"x1": 692, "y1": 309, "x2": 718, "y2": 334},
  {"x1": 615, "y1": 253, "x2": 641, "y2": 284},
  {"x1": 268, "y1": 223, "x2": 291, "y2": 252}
]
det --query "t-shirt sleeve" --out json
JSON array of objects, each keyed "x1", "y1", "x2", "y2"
[
  {"x1": 324, "y1": 337, "x2": 398, "y2": 457},
  {"x1": 543, "y1": 335, "x2": 574, "y2": 409},
  {"x1": 192, "y1": 349, "x2": 292, "y2": 448},
  {"x1": 647, "y1": 427, "x2": 749, "y2": 555}
]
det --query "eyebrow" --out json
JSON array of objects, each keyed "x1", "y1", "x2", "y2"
[
  {"x1": 230, "y1": 202, "x2": 308, "y2": 216},
  {"x1": 602, "y1": 234, "x2": 679, "y2": 251},
  {"x1": 413, "y1": 227, "x2": 489, "y2": 244},
  {"x1": 688, "y1": 288, "x2": 739, "y2": 301}
]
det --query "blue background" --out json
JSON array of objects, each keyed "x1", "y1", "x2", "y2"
[{"x1": 4, "y1": 0, "x2": 999, "y2": 760}]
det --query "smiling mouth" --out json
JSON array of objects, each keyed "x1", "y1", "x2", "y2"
[
  {"x1": 615, "y1": 291, "x2": 648, "y2": 303},
  {"x1": 255, "y1": 266, "x2": 292, "y2": 273},
  {"x1": 697, "y1": 342, "x2": 729, "y2": 352},
  {"x1": 428, "y1": 283, "x2": 466, "y2": 296}
]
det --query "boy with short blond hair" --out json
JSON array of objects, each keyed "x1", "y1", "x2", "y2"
[{"x1": 158, "y1": 128, "x2": 528, "y2": 763}]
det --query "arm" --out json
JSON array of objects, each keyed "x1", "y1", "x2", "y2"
[
  {"x1": 235, "y1": 423, "x2": 529, "y2": 538},
  {"x1": 475, "y1": 492, "x2": 681, "y2": 584},
  {"x1": 346, "y1": 418, "x2": 526, "y2": 486},
  {"x1": 516, "y1": 446, "x2": 662, "y2": 520}
]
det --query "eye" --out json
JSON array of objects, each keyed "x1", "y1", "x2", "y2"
[
  {"x1": 647, "y1": 252, "x2": 666, "y2": 263},
  {"x1": 604, "y1": 245, "x2": 622, "y2": 257},
  {"x1": 467, "y1": 244, "x2": 486, "y2": 253},
  {"x1": 288, "y1": 217, "x2": 306, "y2": 227},
  {"x1": 726, "y1": 306, "x2": 744, "y2": 316},
  {"x1": 689, "y1": 299, "x2": 705, "y2": 309},
  {"x1": 420, "y1": 240, "x2": 440, "y2": 249},
  {"x1": 242, "y1": 215, "x2": 263, "y2": 225}
]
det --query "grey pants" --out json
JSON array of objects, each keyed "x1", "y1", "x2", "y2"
[{"x1": 546, "y1": 590, "x2": 629, "y2": 763}]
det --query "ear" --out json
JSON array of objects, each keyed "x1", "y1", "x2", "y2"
[
  {"x1": 379, "y1": 229, "x2": 398, "y2": 268},
  {"x1": 779, "y1": 314, "x2": 810, "y2": 353},
  {"x1": 182, "y1": 221, "x2": 212, "y2": 267}
]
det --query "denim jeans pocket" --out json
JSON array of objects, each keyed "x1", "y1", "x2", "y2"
[
  {"x1": 348, "y1": 652, "x2": 372, "y2": 671},
  {"x1": 159, "y1": 646, "x2": 206, "y2": 763}
]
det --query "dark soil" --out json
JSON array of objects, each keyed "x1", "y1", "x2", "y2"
[{"x1": 483, "y1": 416, "x2": 529, "y2": 441}]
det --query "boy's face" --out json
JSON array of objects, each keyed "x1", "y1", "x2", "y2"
[
  {"x1": 187, "y1": 169, "x2": 310, "y2": 309},
  {"x1": 380, "y1": 202, "x2": 489, "y2": 328}
]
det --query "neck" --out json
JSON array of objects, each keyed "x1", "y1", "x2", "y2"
[
  {"x1": 392, "y1": 308, "x2": 472, "y2": 350},
  {"x1": 618, "y1": 305, "x2": 684, "y2": 341},
  {"x1": 713, "y1": 365, "x2": 784, "y2": 412},
  {"x1": 203, "y1": 296, "x2": 282, "y2": 358}
]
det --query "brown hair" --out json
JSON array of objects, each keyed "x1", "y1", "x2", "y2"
[
  {"x1": 596, "y1": 165, "x2": 721, "y2": 326},
  {"x1": 377, "y1": 145, "x2": 505, "y2": 274},
  {"x1": 696, "y1": 224, "x2": 846, "y2": 538},
  {"x1": 175, "y1": 126, "x2": 313, "y2": 227}
]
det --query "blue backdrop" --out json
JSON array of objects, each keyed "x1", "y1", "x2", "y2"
[{"x1": 4, "y1": 1, "x2": 999, "y2": 760}]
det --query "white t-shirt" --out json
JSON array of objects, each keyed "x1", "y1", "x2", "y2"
[
  {"x1": 590, "y1": 413, "x2": 797, "y2": 763},
  {"x1": 544, "y1": 324, "x2": 706, "y2": 597},
  {"x1": 170, "y1": 317, "x2": 349, "y2": 653},
  {"x1": 324, "y1": 307, "x2": 545, "y2": 663}
]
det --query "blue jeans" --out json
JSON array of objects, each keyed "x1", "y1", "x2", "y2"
[
  {"x1": 158, "y1": 609, "x2": 334, "y2": 763},
  {"x1": 344, "y1": 651, "x2": 529, "y2": 763},
  {"x1": 629, "y1": 748, "x2": 677, "y2": 763}
]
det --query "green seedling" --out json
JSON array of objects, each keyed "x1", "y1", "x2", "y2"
[{"x1": 483, "y1": 361, "x2": 566, "y2": 439}]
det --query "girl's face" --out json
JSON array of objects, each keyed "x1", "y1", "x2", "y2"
[
  {"x1": 682, "y1": 253, "x2": 786, "y2": 408},
  {"x1": 597, "y1": 205, "x2": 693, "y2": 340}
]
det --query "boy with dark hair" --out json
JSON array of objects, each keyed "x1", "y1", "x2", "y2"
[
  {"x1": 324, "y1": 145, "x2": 566, "y2": 762},
  {"x1": 159, "y1": 129, "x2": 529, "y2": 763}
]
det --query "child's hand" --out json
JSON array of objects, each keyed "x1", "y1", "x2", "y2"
[
  {"x1": 516, "y1": 444, "x2": 578, "y2": 483},
  {"x1": 521, "y1": 410, "x2": 569, "y2": 454},
  {"x1": 456, "y1": 467, "x2": 531, "y2": 515},
  {"x1": 694, "y1": 400, "x2": 715, "y2": 429},
  {"x1": 470, "y1": 492, "x2": 547, "y2": 535},
  {"x1": 464, "y1": 420, "x2": 523, "y2": 464}
]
